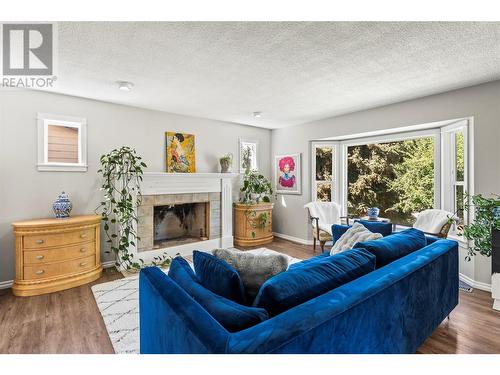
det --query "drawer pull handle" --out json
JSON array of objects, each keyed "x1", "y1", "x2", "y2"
[
  {"x1": 80, "y1": 248, "x2": 87, "y2": 253},
  {"x1": 36, "y1": 255, "x2": 45, "y2": 260},
  {"x1": 80, "y1": 262, "x2": 87, "y2": 267},
  {"x1": 80, "y1": 233, "x2": 88, "y2": 239},
  {"x1": 36, "y1": 239, "x2": 44, "y2": 244},
  {"x1": 35, "y1": 270, "x2": 45, "y2": 275}
]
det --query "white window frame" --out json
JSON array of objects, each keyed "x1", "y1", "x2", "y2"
[
  {"x1": 310, "y1": 141, "x2": 340, "y2": 204},
  {"x1": 238, "y1": 138, "x2": 259, "y2": 173},
  {"x1": 441, "y1": 119, "x2": 473, "y2": 236},
  {"x1": 310, "y1": 118, "x2": 472, "y2": 225},
  {"x1": 37, "y1": 112, "x2": 88, "y2": 172}
]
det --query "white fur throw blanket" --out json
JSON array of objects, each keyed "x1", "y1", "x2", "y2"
[{"x1": 330, "y1": 222, "x2": 382, "y2": 255}]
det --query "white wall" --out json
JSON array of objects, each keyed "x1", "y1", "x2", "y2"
[
  {"x1": 0, "y1": 89, "x2": 272, "y2": 283},
  {"x1": 272, "y1": 80, "x2": 500, "y2": 286}
]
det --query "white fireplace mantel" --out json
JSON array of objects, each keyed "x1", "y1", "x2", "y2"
[
  {"x1": 130, "y1": 172, "x2": 239, "y2": 264},
  {"x1": 140, "y1": 172, "x2": 240, "y2": 195}
]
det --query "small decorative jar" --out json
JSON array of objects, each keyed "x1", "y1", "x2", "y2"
[
  {"x1": 367, "y1": 207, "x2": 380, "y2": 220},
  {"x1": 53, "y1": 191, "x2": 73, "y2": 218}
]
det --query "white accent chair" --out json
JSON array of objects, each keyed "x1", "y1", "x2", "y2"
[
  {"x1": 304, "y1": 202, "x2": 346, "y2": 252},
  {"x1": 413, "y1": 209, "x2": 459, "y2": 238}
]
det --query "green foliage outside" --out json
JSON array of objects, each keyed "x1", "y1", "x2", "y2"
[{"x1": 347, "y1": 138, "x2": 436, "y2": 225}]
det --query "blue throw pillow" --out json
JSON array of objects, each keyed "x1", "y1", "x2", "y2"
[
  {"x1": 193, "y1": 250, "x2": 246, "y2": 304},
  {"x1": 168, "y1": 257, "x2": 268, "y2": 332},
  {"x1": 354, "y1": 220, "x2": 393, "y2": 237},
  {"x1": 332, "y1": 224, "x2": 351, "y2": 244},
  {"x1": 253, "y1": 248, "x2": 376, "y2": 316},
  {"x1": 353, "y1": 228, "x2": 426, "y2": 268}
]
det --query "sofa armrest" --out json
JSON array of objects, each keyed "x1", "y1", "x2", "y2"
[{"x1": 139, "y1": 267, "x2": 229, "y2": 354}]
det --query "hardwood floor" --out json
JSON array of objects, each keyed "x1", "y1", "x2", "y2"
[{"x1": 0, "y1": 237, "x2": 499, "y2": 354}]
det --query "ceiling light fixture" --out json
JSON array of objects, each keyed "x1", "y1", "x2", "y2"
[
  {"x1": 117, "y1": 81, "x2": 134, "y2": 92},
  {"x1": 253, "y1": 111, "x2": 262, "y2": 118}
]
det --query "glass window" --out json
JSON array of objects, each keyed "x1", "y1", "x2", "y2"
[
  {"x1": 313, "y1": 145, "x2": 334, "y2": 201},
  {"x1": 347, "y1": 137, "x2": 435, "y2": 226},
  {"x1": 37, "y1": 113, "x2": 87, "y2": 172},
  {"x1": 455, "y1": 131, "x2": 464, "y2": 182},
  {"x1": 239, "y1": 140, "x2": 258, "y2": 173},
  {"x1": 47, "y1": 124, "x2": 79, "y2": 163}
]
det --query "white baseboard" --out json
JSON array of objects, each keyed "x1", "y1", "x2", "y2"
[
  {"x1": 273, "y1": 232, "x2": 314, "y2": 246},
  {"x1": 460, "y1": 272, "x2": 491, "y2": 292},
  {"x1": 0, "y1": 280, "x2": 13, "y2": 289},
  {"x1": 102, "y1": 260, "x2": 117, "y2": 269}
]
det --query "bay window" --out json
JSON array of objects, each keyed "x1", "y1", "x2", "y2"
[{"x1": 311, "y1": 118, "x2": 472, "y2": 231}]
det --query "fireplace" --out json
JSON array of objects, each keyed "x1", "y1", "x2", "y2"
[
  {"x1": 153, "y1": 202, "x2": 210, "y2": 248},
  {"x1": 129, "y1": 172, "x2": 236, "y2": 267},
  {"x1": 137, "y1": 191, "x2": 222, "y2": 252}
]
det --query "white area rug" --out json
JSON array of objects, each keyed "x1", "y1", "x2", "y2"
[{"x1": 91, "y1": 248, "x2": 301, "y2": 354}]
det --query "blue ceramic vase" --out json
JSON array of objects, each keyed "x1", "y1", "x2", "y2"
[
  {"x1": 367, "y1": 207, "x2": 380, "y2": 220},
  {"x1": 53, "y1": 191, "x2": 73, "y2": 218}
]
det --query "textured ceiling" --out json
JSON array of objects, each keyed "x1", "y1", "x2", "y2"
[{"x1": 42, "y1": 22, "x2": 500, "y2": 128}]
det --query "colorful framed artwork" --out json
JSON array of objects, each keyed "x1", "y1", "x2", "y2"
[
  {"x1": 275, "y1": 153, "x2": 301, "y2": 195},
  {"x1": 165, "y1": 132, "x2": 196, "y2": 173}
]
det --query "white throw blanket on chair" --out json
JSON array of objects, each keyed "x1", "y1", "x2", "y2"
[
  {"x1": 413, "y1": 209, "x2": 457, "y2": 234},
  {"x1": 304, "y1": 201, "x2": 341, "y2": 234}
]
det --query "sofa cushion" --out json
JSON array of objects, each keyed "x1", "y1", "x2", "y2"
[
  {"x1": 354, "y1": 220, "x2": 393, "y2": 237},
  {"x1": 212, "y1": 248, "x2": 289, "y2": 300},
  {"x1": 353, "y1": 228, "x2": 426, "y2": 268},
  {"x1": 253, "y1": 248, "x2": 376, "y2": 316},
  {"x1": 331, "y1": 222, "x2": 383, "y2": 254},
  {"x1": 193, "y1": 251, "x2": 246, "y2": 304},
  {"x1": 168, "y1": 257, "x2": 268, "y2": 332},
  {"x1": 287, "y1": 252, "x2": 330, "y2": 270}
]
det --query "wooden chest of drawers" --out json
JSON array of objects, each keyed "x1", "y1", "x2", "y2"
[{"x1": 12, "y1": 215, "x2": 102, "y2": 297}]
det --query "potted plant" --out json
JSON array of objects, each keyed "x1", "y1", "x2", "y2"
[
  {"x1": 234, "y1": 170, "x2": 274, "y2": 246},
  {"x1": 96, "y1": 146, "x2": 171, "y2": 274},
  {"x1": 462, "y1": 193, "x2": 500, "y2": 310},
  {"x1": 219, "y1": 153, "x2": 233, "y2": 173}
]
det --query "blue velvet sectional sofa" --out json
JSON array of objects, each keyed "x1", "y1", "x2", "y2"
[{"x1": 139, "y1": 236, "x2": 458, "y2": 354}]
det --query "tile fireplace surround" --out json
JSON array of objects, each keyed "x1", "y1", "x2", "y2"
[{"x1": 130, "y1": 172, "x2": 238, "y2": 266}]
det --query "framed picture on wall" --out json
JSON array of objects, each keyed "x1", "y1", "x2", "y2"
[
  {"x1": 165, "y1": 132, "x2": 196, "y2": 173},
  {"x1": 275, "y1": 153, "x2": 301, "y2": 195}
]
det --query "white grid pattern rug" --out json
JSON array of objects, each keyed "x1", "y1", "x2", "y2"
[{"x1": 92, "y1": 248, "x2": 300, "y2": 354}]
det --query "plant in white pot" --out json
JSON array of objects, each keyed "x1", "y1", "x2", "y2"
[
  {"x1": 462, "y1": 193, "x2": 500, "y2": 310},
  {"x1": 234, "y1": 170, "x2": 275, "y2": 247}
]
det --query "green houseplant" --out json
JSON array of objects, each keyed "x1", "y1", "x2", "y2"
[
  {"x1": 234, "y1": 170, "x2": 275, "y2": 246},
  {"x1": 240, "y1": 169, "x2": 274, "y2": 203},
  {"x1": 219, "y1": 153, "x2": 233, "y2": 173},
  {"x1": 462, "y1": 193, "x2": 500, "y2": 261},
  {"x1": 97, "y1": 146, "x2": 171, "y2": 271}
]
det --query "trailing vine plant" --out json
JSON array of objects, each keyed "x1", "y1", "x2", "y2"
[
  {"x1": 96, "y1": 147, "x2": 172, "y2": 271},
  {"x1": 461, "y1": 193, "x2": 500, "y2": 261}
]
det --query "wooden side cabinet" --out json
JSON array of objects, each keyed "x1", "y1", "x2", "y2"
[
  {"x1": 234, "y1": 203, "x2": 274, "y2": 247},
  {"x1": 12, "y1": 215, "x2": 102, "y2": 297}
]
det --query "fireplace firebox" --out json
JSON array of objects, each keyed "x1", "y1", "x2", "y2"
[{"x1": 153, "y1": 202, "x2": 210, "y2": 249}]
